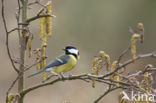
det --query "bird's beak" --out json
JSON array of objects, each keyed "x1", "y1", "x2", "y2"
[{"x1": 62, "y1": 48, "x2": 66, "y2": 51}]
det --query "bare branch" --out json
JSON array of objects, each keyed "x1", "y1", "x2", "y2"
[
  {"x1": 2, "y1": 0, "x2": 155, "y2": 102},
  {"x1": 117, "y1": 43, "x2": 131, "y2": 63},
  {"x1": 21, "y1": 73, "x2": 87, "y2": 96},
  {"x1": 94, "y1": 86, "x2": 122, "y2": 103},
  {"x1": 27, "y1": 0, "x2": 39, "y2": 6},
  {"x1": 26, "y1": 14, "x2": 56, "y2": 23},
  {"x1": 103, "y1": 52, "x2": 156, "y2": 78},
  {"x1": 6, "y1": 75, "x2": 20, "y2": 95},
  {"x1": 1, "y1": 0, "x2": 19, "y2": 73},
  {"x1": 24, "y1": 57, "x2": 47, "y2": 72},
  {"x1": 16, "y1": 0, "x2": 21, "y2": 40},
  {"x1": 6, "y1": 73, "x2": 23, "y2": 103},
  {"x1": 8, "y1": 28, "x2": 22, "y2": 34},
  {"x1": 21, "y1": 52, "x2": 156, "y2": 97}
]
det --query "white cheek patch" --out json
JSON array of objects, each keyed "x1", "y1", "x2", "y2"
[{"x1": 68, "y1": 49, "x2": 78, "y2": 55}]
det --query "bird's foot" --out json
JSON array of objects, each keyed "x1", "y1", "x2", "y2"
[
  {"x1": 59, "y1": 73, "x2": 65, "y2": 80},
  {"x1": 67, "y1": 73, "x2": 73, "y2": 80}
]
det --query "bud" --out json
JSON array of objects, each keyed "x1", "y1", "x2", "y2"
[
  {"x1": 131, "y1": 34, "x2": 140, "y2": 61},
  {"x1": 137, "y1": 23, "x2": 144, "y2": 31}
]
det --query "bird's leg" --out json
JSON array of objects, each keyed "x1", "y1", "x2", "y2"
[
  {"x1": 50, "y1": 71, "x2": 60, "y2": 77},
  {"x1": 66, "y1": 73, "x2": 73, "y2": 80},
  {"x1": 61, "y1": 72, "x2": 72, "y2": 80},
  {"x1": 46, "y1": 73, "x2": 58, "y2": 80},
  {"x1": 59, "y1": 72, "x2": 65, "y2": 80},
  {"x1": 67, "y1": 73, "x2": 72, "y2": 77},
  {"x1": 61, "y1": 72, "x2": 72, "y2": 77}
]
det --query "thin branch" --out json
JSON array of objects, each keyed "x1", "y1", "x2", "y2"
[
  {"x1": 26, "y1": 14, "x2": 56, "y2": 23},
  {"x1": 20, "y1": 74, "x2": 127, "y2": 96},
  {"x1": 127, "y1": 68, "x2": 156, "y2": 78},
  {"x1": 22, "y1": 52, "x2": 156, "y2": 96},
  {"x1": 27, "y1": 0, "x2": 39, "y2": 6},
  {"x1": 117, "y1": 43, "x2": 131, "y2": 62},
  {"x1": 6, "y1": 75, "x2": 21, "y2": 96},
  {"x1": 19, "y1": 0, "x2": 44, "y2": 10},
  {"x1": 95, "y1": 79, "x2": 129, "y2": 87},
  {"x1": 93, "y1": 86, "x2": 122, "y2": 103},
  {"x1": 8, "y1": 28, "x2": 22, "y2": 34},
  {"x1": 16, "y1": 0, "x2": 21, "y2": 43},
  {"x1": 22, "y1": 74, "x2": 87, "y2": 96},
  {"x1": 6, "y1": 73, "x2": 23, "y2": 103},
  {"x1": 5, "y1": 0, "x2": 22, "y2": 103},
  {"x1": 24, "y1": 57, "x2": 47, "y2": 72},
  {"x1": 103, "y1": 52, "x2": 156, "y2": 78},
  {"x1": 1, "y1": 0, "x2": 19, "y2": 73},
  {"x1": 103, "y1": 79, "x2": 131, "y2": 87},
  {"x1": 145, "y1": 67, "x2": 156, "y2": 72}
]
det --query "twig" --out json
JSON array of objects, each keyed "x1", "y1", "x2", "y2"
[
  {"x1": 24, "y1": 57, "x2": 47, "y2": 72},
  {"x1": 19, "y1": 0, "x2": 43, "y2": 10},
  {"x1": 103, "y1": 79, "x2": 131, "y2": 87},
  {"x1": 4, "y1": 0, "x2": 22, "y2": 103},
  {"x1": 25, "y1": 1, "x2": 56, "y2": 23},
  {"x1": 117, "y1": 44, "x2": 131, "y2": 63},
  {"x1": 1, "y1": 0, "x2": 19, "y2": 73},
  {"x1": 8, "y1": 28, "x2": 22, "y2": 34},
  {"x1": 95, "y1": 79, "x2": 128, "y2": 86},
  {"x1": 26, "y1": 14, "x2": 56, "y2": 23},
  {"x1": 22, "y1": 74, "x2": 88, "y2": 96},
  {"x1": 127, "y1": 67, "x2": 156, "y2": 78},
  {"x1": 16, "y1": 0, "x2": 21, "y2": 42},
  {"x1": 6, "y1": 73, "x2": 23, "y2": 103},
  {"x1": 27, "y1": 0, "x2": 39, "y2": 6},
  {"x1": 6, "y1": 75, "x2": 21, "y2": 95},
  {"x1": 21, "y1": 52, "x2": 156, "y2": 97},
  {"x1": 93, "y1": 86, "x2": 122, "y2": 103},
  {"x1": 5, "y1": 58, "x2": 47, "y2": 102},
  {"x1": 103, "y1": 52, "x2": 156, "y2": 78}
]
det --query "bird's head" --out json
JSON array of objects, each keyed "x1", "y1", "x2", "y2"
[{"x1": 63, "y1": 46, "x2": 80, "y2": 59}]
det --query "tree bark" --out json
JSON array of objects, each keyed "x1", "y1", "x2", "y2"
[{"x1": 18, "y1": 0, "x2": 28, "y2": 103}]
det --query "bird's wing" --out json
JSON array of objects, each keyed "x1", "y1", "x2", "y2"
[
  {"x1": 27, "y1": 55, "x2": 70, "y2": 78},
  {"x1": 44, "y1": 55, "x2": 70, "y2": 68}
]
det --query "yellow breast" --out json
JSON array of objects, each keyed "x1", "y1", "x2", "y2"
[{"x1": 52, "y1": 55, "x2": 77, "y2": 73}]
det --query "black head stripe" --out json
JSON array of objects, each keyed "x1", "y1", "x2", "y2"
[
  {"x1": 65, "y1": 46, "x2": 77, "y2": 50},
  {"x1": 64, "y1": 46, "x2": 79, "y2": 59},
  {"x1": 71, "y1": 53, "x2": 78, "y2": 59}
]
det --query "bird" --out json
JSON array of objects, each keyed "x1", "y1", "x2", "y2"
[{"x1": 28, "y1": 46, "x2": 80, "y2": 78}]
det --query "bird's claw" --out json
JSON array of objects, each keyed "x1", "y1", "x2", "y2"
[{"x1": 59, "y1": 73, "x2": 65, "y2": 80}]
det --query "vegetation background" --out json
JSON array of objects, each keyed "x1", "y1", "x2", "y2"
[{"x1": 0, "y1": 0, "x2": 156, "y2": 103}]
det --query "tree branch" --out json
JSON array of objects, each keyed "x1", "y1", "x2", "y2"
[
  {"x1": 21, "y1": 52, "x2": 156, "y2": 97},
  {"x1": 103, "y1": 52, "x2": 156, "y2": 78},
  {"x1": 18, "y1": 0, "x2": 28, "y2": 103},
  {"x1": 21, "y1": 74, "x2": 87, "y2": 96},
  {"x1": 8, "y1": 28, "x2": 22, "y2": 34},
  {"x1": 1, "y1": 0, "x2": 19, "y2": 73},
  {"x1": 117, "y1": 43, "x2": 131, "y2": 63},
  {"x1": 6, "y1": 75, "x2": 19, "y2": 103},
  {"x1": 93, "y1": 86, "x2": 122, "y2": 103},
  {"x1": 26, "y1": 14, "x2": 56, "y2": 23}
]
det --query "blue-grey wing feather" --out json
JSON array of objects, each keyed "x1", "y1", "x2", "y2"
[
  {"x1": 27, "y1": 55, "x2": 70, "y2": 78},
  {"x1": 44, "y1": 55, "x2": 70, "y2": 69}
]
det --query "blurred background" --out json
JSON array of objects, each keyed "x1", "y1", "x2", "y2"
[{"x1": 0, "y1": 0, "x2": 156, "y2": 103}]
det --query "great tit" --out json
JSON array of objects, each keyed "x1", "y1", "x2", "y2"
[{"x1": 28, "y1": 46, "x2": 80, "y2": 78}]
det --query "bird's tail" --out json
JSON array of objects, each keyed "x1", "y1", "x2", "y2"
[{"x1": 27, "y1": 68, "x2": 47, "y2": 78}]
